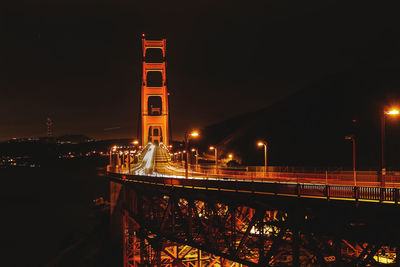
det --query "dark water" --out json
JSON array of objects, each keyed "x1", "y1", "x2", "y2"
[{"x1": 1, "y1": 160, "x2": 113, "y2": 267}]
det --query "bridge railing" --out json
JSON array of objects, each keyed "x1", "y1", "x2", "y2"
[
  {"x1": 192, "y1": 165, "x2": 400, "y2": 188},
  {"x1": 107, "y1": 163, "x2": 400, "y2": 189},
  {"x1": 106, "y1": 169, "x2": 400, "y2": 203}
]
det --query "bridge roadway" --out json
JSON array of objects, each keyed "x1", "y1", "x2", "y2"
[
  {"x1": 108, "y1": 144, "x2": 400, "y2": 266},
  {"x1": 109, "y1": 143, "x2": 400, "y2": 204}
]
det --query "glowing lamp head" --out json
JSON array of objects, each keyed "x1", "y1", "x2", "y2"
[
  {"x1": 209, "y1": 146, "x2": 215, "y2": 150},
  {"x1": 112, "y1": 145, "x2": 117, "y2": 151},
  {"x1": 345, "y1": 135, "x2": 354, "y2": 140},
  {"x1": 386, "y1": 109, "x2": 400, "y2": 115},
  {"x1": 257, "y1": 142, "x2": 264, "y2": 147},
  {"x1": 178, "y1": 151, "x2": 181, "y2": 154},
  {"x1": 228, "y1": 154, "x2": 233, "y2": 159},
  {"x1": 132, "y1": 140, "x2": 139, "y2": 145},
  {"x1": 191, "y1": 148, "x2": 196, "y2": 152},
  {"x1": 190, "y1": 131, "x2": 199, "y2": 137}
]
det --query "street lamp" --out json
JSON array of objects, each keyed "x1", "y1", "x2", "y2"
[
  {"x1": 191, "y1": 148, "x2": 199, "y2": 170},
  {"x1": 185, "y1": 130, "x2": 200, "y2": 179},
  {"x1": 209, "y1": 146, "x2": 218, "y2": 174},
  {"x1": 132, "y1": 140, "x2": 139, "y2": 145},
  {"x1": 380, "y1": 107, "x2": 400, "y2": 186},
  {"x1": 345, "y1": 135, "x2": 356, "y2": 186},
  {"x1": 257, "y1": 141, "x2": 268, "y2": 175}
]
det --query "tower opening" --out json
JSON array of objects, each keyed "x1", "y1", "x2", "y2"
[
  {"x1": 145, "y1": 48, "x2": 164, "y2": 63},
  {"x1": 148, "y1": 126, "x2": 162, "y2": 144},
  {"x1": 146, "y1": 71, "x2": 163, "y2": 87},
  {"x1": 147, "y1": 96, "x2": 162, "y2": 116}
]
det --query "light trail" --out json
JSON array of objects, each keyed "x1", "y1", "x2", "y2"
[{"x1": 114, "y1": 144, "x2": 400, "y2": 188}]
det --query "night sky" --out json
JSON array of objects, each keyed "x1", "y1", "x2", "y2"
[{"x1": 1, "y1": 1, "x2": 399, "y2": 141}]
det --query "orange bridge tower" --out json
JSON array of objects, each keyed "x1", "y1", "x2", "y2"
[{"x1": 141, "y1": 35, "x2": 169, "y2": 146}]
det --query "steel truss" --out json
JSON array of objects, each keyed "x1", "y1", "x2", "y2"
[{"x1": 119, "y1": 185, "x2": 400, "y2": 266}]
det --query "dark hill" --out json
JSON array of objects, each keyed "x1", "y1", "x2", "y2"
[{"x1": 197, "y1": 70, "x2": 400, "y2": 170}]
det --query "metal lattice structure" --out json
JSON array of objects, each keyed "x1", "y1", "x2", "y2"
[{"x1": 109, "y1": 173, "x2": 400, "y2": 266}]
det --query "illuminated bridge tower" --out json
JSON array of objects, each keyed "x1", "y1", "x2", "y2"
[{"x1": 141, "y1": 35, "x2": 169, "y2": 146}]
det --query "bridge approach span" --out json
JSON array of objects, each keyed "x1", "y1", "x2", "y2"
[{"x1": 108, "y1": 145, "x2": 400, "y2": 266}]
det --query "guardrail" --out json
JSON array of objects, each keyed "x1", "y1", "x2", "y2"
[
  {"x1": 107, "y1": 170, "x2": 400, "y2": 204},
  {"x1": 107, "y1": 163, "x2": 400, "y2": 188}
]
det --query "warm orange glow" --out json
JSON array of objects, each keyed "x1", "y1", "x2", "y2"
[
  {"x1": 132, "y1": 140, "x2": 139, "y2": 145},
  {"x1": 228, "y1": 154, "x2": 233, "y2": 159},
  {"x1": 141, "y1": 37, "x2": 169, "y2": 146},
  {"x1": 209, "y1": 146, "x2": 215, "y2": 150},
  {"x1": 386, "y1": 108, "x2": 400, "y2": 115},
  {"x1": 257, "y1": 141, "x2": 264, "y2": 147},
  {"x1": 112, "y1": 145, "x2": 117, "y2": 151},
  {"x1": 183, "y1": 150, "x2": 186, "y2": 153},
  {"x1": 191, "y1": 148, "x2": 196, "y2": 152},
  {"x1": 190, "y1": 131, "x2": 199, "y2": 137},
  {"x1": 178, "y1": 151, "x2": 181, "y2": 154}
]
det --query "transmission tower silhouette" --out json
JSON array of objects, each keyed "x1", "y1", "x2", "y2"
[{"x1": 46, "y1": 117, "x2": 53, "y2": 137}]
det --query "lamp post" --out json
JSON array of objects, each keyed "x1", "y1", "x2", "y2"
[
  {"x1": 185, "y1": 130, "x2": 199, "y2": 179},
  {"x1": 380, "y1": 108, "x2": 399, "y2": 187},
  {"x1": 110, "y1": 145, "x2": 117, "y2": 167},
  {"x1": 257, "y1": 141, "x2": 268, "y2": 175},
  {"x1": 345, "y1": 135, "x2": 356, "y2": 186},
  {"x1": 191, "y1": 148, "x2": 199, "y2": 170},
  {"x1": 209, "y1": 146, "x2": 218, "y2": 174}
]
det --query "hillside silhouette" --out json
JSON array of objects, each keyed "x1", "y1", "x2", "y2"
[{"x1": 198, "y1": 70, "x2": 400, "y2": 170}]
